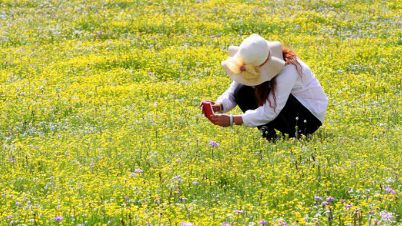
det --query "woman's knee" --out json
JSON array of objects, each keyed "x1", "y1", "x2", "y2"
[
  {"x1": 234, "y1": 85, "x2": 258, "y2": 112},
  {"x1": 234, "y1": 85, "x2": 252, "y2": 101}
]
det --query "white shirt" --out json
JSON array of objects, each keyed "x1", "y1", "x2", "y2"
[{"x1": 216, "y1": 59, "x2": 328, "y2": 127}]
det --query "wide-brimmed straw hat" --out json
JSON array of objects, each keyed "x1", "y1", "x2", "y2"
[{"x1": 221, "y1": 34, "x2": 285, "y2": 86}]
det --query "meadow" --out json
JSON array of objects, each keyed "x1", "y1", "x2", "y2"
[{"x1": 0, "y1": 0, "x2": 401, "y2": 225}]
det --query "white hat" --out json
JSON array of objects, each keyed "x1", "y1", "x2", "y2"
[{"x1": 221, "y1": 34, "x2": 285, "y2": 86}]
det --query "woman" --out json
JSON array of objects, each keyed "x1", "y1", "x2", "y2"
[{"x1": 202, "y1": 34, "x2": 328, "y2": 141}]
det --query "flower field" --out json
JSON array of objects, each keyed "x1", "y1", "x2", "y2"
[{"x1": 1, "y1": 0, "x2": 401, "y2": 225}]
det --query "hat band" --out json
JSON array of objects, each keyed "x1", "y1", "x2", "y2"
[{"x1": 259, "y1": 50, "x2": 271, "y2": 67}]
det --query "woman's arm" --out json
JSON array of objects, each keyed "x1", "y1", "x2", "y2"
[
  {"x1": 210, "y1": 114, "x2": 243, "y2": 127},
  {"x1": 215, "y1": 81, "x2": 239, "y2": 113}
]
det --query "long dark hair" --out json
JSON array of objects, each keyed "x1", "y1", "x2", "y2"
[{"x1": 254, "y1": 46, "x2": 303, "y2": 109}]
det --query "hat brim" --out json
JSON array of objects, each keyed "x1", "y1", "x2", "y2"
[{"x1": 222, "y1": 41, "x2": 285, "y2": 86}]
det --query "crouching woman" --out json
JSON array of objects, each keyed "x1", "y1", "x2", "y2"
[{"x1": 202, "y1": 34, "x2": 328, "y2": 141}]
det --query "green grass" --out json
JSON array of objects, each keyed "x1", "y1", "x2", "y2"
[{"x1": 0, "y1": 0, "x2": 401, "y2": 225}]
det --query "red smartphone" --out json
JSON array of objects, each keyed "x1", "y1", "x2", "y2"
[{"x1": 201, "y1": 101, "x2": 216, "y2": 124}]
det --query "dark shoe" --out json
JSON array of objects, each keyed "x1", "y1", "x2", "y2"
[
  {"x1": 260, "y1": 126, "x2": 277, "y2": 142},
  {"x1": 260, "y1": 126, "x2": 269, "y2": 139}
]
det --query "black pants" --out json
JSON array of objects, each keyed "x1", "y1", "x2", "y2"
[{"x1": 234, "y1": 84, "x2": 322, "y2": 140}]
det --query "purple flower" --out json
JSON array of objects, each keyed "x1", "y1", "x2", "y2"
[
  {"x1": 234, "y1": 209, "x2": 244, "y2": 213},
  {"x1": 7, "y1": 215, "x2": 13, "y2": 219},
  {"x1": 279, "y1": 222, "x2": 287, "y2": 226},
  {"x1": 385, "y1": 186, "x2": 396, "y2": 195},
  {"x1": 222, "y1": 223, "x2": 230, "y2": 226},
  {"x1": 174, "y1": 175, "x2": 182, "y2": 181},
  {"x1": 321, "y1": 201, "x2": 329, "y2": 206},
  {"x1": 259, "y1": 220, "x2": 268, "y2": 225},
  {"x1": 192, "y1": 181, "x2": 199, "y2": 185},
  {"x1": 209, "y1": 140, "x2": 220, "y2": 147},
  {"x1": 16, "y1": 202, "x2": 21, "y2": 206},
  {"x1": 381, "y1": 212, "x2": 393, "y2": 219},
  {"x1": 345, "y1": 203, "x2": 353, "y2": 208},
  {"x1": 135, "y1": 168, "x2": 144, "y2": 173},
  {"x1": 179, "y1": 197, "x2": 183, "y2": 201},
  {"x1": 85, "y1": 68, "x2": 89, "y2": 71},
  {"x1": 124, "y1": 196, "x2": 129, "y2": 200},
  {"x1": 296, "y1": 25, "x2": 300, "y2": 29},
  {"x1": 55, "y1": 216, "x2": 63, "y2": 222},
  {"x1": 148, "y1": 72, "x2": 154, "y2": 75},
  {"x1": 314, "y1": 195, "x2": 323, "y2": 201},
  {"x1": 181, "y1": 222, "x2": 193, "y2": 226},
  {"x1": 90, "y1": 163, "x2": 95, "y2": 166},
  {"x1": 326, "y1": 196, "x2": 335, "y2": 202},
  {"x1": 154, "y1": 199, "x2": 160, "y2": 204}
]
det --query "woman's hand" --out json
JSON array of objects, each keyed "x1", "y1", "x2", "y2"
[
  {"x1": 210, "y1": 114, "x2": 231, "y2": 127},
  {"x1": 212, "y1": 102, "x2": 223, "y2": 113},
  {"x1": 200, "y1": 101, "x2": 223, "y2": 114}
]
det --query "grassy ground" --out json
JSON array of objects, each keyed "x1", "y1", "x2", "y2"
[{"x1": 0, "y1": 0, "x2": 401, "y2": 225}]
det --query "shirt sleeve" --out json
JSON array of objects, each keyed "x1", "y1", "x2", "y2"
[
  {"x1": 216, "y1": 81, "x2": 239, "y2": 113},
  {"x1": 242, "y1": 65, "x2": 299, "y2": 127}
]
